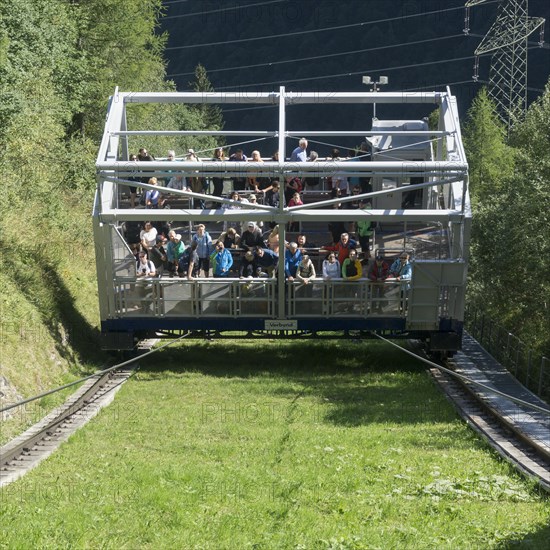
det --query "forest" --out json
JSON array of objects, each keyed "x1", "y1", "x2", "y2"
[
  {"x1": 0, "y1": 0, "x2": 548, "y2": 400},
  {"x1": 463, "y1": 87, "x2": 550, "y2": 357},
  {"x1": 0, "y1": 0, "x2": 220, "y2": 395}
]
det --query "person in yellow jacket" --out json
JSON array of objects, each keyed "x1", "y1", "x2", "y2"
[
  {"x1": 341, "y1": 249, "x2": 362, "y2": 281},
  {"x1": 341, "y1": 249, "x2": 362, "y2": 312}
]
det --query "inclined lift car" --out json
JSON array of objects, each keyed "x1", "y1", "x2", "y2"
[{"x1": 93, "y1": 87, "x2": 471, "y2": 355}]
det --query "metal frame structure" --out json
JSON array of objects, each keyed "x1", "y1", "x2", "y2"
[
  {"x1": 93, "y1": 87, "x2": 471, "y2": 351},
  {"x1": 465, "y1": 0, "x2": 545, "y2": 126}
]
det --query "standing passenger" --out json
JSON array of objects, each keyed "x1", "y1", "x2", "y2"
[
  {"x1": 255, "y1": 247, "x2": 278, "y2": 277},
  {"x1": 136, "y1": 251, "x2": 156, "y2": 277},
  {"x1": 285, "y1": 242, "x2": 303, "y2": 281},
  {"x1": 369, "y1": 254, "x2": 389, "y2": 312},
  {"x1": 211, "y1": 147, "x2": 226, "y2": 197},
  {"x1": 268, "y1": 225, "x2": 281, "y2": 255},
  {"x1": 356, "y1": 201, "x2": 374, "y2": 260},
  {"x1": 219, "y1": 227, "x2": 241, "y2": 250},
  {"x1": 247, "y1": 150, "x2": 264, "y2": 193},
  {"x1": 127, "y1": 153, "x2": 139, "y2": 208},
  {"x1": 179, "y1": 241, "x2": 200, "y2": 279},
  {"x1": 166, "y1": 231, "x2": 185, "y2": 276},
  {"x1": 322, "y1": 252, "x2": 341, "y2": 280},
  {"x1": 145, "y1": 177, "x2": 163, "y2": 209},
  {"x1": 330, "y1": 148, "x2": 349, "y2": 196},
  {"x1": 239, "y1": 250, "x2": 258, "y2": 278},
  {"x1": 303, "y1": 150, "x2": 320, "y2": 189},
  {"x1": 287, "y1": 192, "x2": 303, "y2": 232},
  {"x1": 229, "y1": 149, "x2": 247, "y2": 191},
  {"x1": 290, "y1": 138, "x2": 308, "y2": 162},
  {"x1": 240, "y1": 222, "x2": 264, "y2": 251},
  {"x1": 389, "y1": 252, "x2": 412, "y2": 281},
  {"x1": 296, "y1": 255, "x2": 316, "y2": 285},
  {"x1": 211, "y1": 241, "x2": 233, "y2": 277},
  {"x1": 192, "y1": 224, "x2": 212, "y2": 277},
  {"x1": 140, "y1": 221, "x2": 157, "y2": 253},
  {"x1": 341, "y1": 250, "x2": 362, "y2": 281}
]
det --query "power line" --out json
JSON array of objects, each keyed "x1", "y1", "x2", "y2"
[
  {"x1": 219, "y1": 75, "x2": 546, "y2": 116},
  {"x1": 167, "y1": 33, "x2": 466, "y2": 78},
  {"x1": 218, "y1": 79, "x2": 481, "y2": 114},
  {"x1": 163, "y1": 0, "x2": 286, "y2": 20},
  {"x1": 403, "y1": 79, "x2": 478, "y2": 92},
  {"x1": 213, "y1": 54, "x2": 476, "y2": 90},
  {"x1": 469, "y1": 32, "x2": 550, "y2": 49},
  {"x1": 476, "y1": 78, "x2": 546, "y2": 93},
  {"x1": 165, "y1": 3, "x2": 484, "y2": 51}
]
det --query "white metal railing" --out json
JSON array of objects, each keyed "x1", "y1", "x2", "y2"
[{"x1": 111, "y1": 277, "x2": 412, "y2": 319}]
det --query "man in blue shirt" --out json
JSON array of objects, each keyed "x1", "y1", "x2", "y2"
[
  {"x1": 255, "y1": 246, "x2": 279, "y2": 277},
  {"x1": 211, "y1": 241, "x2": 233, "y2": 277},
  {"x1": 290, "y1": 138, "x2": 308, "y2": 162},
  {"x1": 285, "y1": 242, "x2": 303, "y2": 281},
  {"x1": 389, "y1": 252, "x2": 412, "y2": 281}
]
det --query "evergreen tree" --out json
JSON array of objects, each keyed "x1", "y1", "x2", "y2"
[
  {"x1": 463, "y1": 88, "x2": 515, "y2": 204},
  {"x1": 466, "y1": 84, "x2": 550, "y2": 355},
  {"x1": 189, "y1": 64, "x2": 224, "y2": 141}
]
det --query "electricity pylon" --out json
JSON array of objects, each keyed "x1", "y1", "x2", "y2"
[{"x1": 464, "y1": 0, "x2": 545, "y2": 127}]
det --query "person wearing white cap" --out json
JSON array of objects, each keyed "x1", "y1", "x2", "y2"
[{"x1": 240, "y1": 222, "x2": 264, "y2": 252}]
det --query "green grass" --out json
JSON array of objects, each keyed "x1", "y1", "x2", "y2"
[
  {"x1": 0, "y1": 194, "x2": 107, "y2": 444},
  {"x1": 1, "y1": 340, "x2": 549, "y2": 549}
]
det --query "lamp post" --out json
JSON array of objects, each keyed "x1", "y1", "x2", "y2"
[{"x1": 362, "y1": 75, "x2": 388, "y2": 120}]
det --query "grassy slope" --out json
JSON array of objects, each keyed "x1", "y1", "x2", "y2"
[
  {"x1": 0, "y1": 195, "x2": 106, "y2": 443},
  {"x1": 1, "y1": 340, "x2": 548, "y2": 549}
]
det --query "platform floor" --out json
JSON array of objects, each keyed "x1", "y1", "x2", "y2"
[{"x1": 453, "y1": 332, "x2": 550, "y2": 458}]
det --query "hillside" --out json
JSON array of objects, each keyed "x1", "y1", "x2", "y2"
[{"x1": 0, "y1": 0, "x2": 216, "y2": 415}]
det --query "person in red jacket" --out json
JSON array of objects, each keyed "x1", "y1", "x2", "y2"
[
  {"x1": 369, "y1": 255, "x2": 389, "y2": 282},
  {"x1": 321, "y1": 232, "x2": 357, "y2": 265},
  {"x1": 369, "y1": 255, "x2": 390, "y2": 313}
]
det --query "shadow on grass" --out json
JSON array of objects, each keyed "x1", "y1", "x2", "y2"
[
  {"x1": 501, "y1": 522, "x2": 550, "y2": 549},
  {"x1": 136, "y1": 339, "x2": 462, "y2": 429},
  {"x1": 2, "y1": 238, "x2": 104, "y2": 371}
]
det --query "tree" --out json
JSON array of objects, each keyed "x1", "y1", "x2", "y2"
[
  {"x1": 463, "y1": 88, "x2": 515, "y2": 205},
  {"x1": 466, "y1": 83, "x2": 550, "y2": 355},
  {"x1": 189, "y1": 64, "x2": 224, "y2": 139}
]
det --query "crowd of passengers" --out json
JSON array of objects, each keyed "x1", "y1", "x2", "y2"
[
  {"x1": 130, "y1": 140, "x2": 413, "y2": 283},
  {"x1": 126, "y1": 139, "x2": 382, "y2": 208},
  {"x1": 135, "y1": 221, "x2": 412, "y2": 284}
]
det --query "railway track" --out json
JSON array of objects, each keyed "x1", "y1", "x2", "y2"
[
  {"x1": 2, "y1": 333, "x2": 548, "y2": 495},
  {"x1": 430, "y1": 365, "x2": 550, "y2": 492},
  {"x1": 0, "y1": 367, "x2": 135, "y2": 487},
  {"x1": 0, "y1": 338, "x2": 177, "y2": 487}
]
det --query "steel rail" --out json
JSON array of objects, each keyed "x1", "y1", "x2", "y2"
[
  {"x1": 430, "y1": 367, "x2": 550, "y2": 491},
  {"x1": 0, "y1": 334, "x2": 191, "y2": 486},
  {"x1": 96, "y1": 160, "x2": 469, "y2": 172},
  {"x1": 380, "y1": 335, "x2": 550, "y2": 490},
  {"x1": 1, "y1": 370, "x2": 124, "y2": 469}
]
